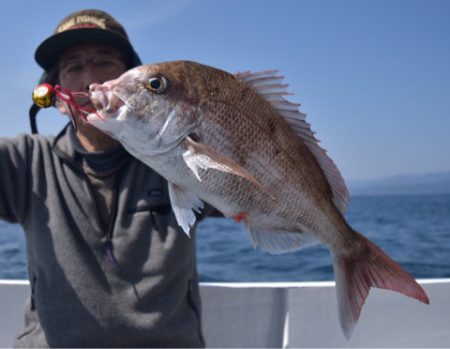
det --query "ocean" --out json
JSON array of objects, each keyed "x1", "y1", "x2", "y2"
[{"x1": 1, "y1": 194, "x2": 449, "y2": 282}]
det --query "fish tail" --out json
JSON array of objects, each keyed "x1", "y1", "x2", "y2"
[{"x1": 332, "y1": 230, "x2": 429, "y2": 339}]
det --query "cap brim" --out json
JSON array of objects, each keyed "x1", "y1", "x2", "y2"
[{"x1": 35, "y1": 28, "x2": 139, "y2": 72}]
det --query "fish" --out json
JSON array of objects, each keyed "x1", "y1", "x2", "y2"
[{"x1": 86, "y1": 60, "x2": 429, "y2": 338}]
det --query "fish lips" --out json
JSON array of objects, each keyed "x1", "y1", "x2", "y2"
[
  {"x1": 86, "y1": 90, "x2": 127, "y2": 137},
  {"x1": 89, "y1": 89, "x2": 125, "y2": 116}
]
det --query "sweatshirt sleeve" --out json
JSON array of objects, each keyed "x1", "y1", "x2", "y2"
[{"x1": 0, "y1": 135, "x2": 32, "y2": 223}]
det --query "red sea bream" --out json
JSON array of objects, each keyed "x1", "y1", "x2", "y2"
[{"x1": 86, "y1": 61, "x2": 429, "y2": 338}]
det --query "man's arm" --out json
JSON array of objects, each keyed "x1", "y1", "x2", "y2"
[{"x1": 0, "y1": 135, "x2": 32, "y2": 223}]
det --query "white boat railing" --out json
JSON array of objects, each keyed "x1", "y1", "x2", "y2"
[{"x1": 1, "y1": 279, "x2": 449, "y2": 347}]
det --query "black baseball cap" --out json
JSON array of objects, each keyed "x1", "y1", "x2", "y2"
[{"x1": 35, "y1": 9, "x2": 141, "y2": 72}]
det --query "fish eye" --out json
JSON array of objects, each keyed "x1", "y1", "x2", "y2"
[{"x1": 145, "y1": 76, "x2": 168, "y2": 93}]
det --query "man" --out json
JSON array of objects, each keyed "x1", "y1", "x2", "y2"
[{"x1": 1, "y1": 9, "x2": 206, "y2": 347}]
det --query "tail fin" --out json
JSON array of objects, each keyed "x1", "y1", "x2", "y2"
[{"x1": 332, "y1": 231, "x2": 429, "y2": 339}]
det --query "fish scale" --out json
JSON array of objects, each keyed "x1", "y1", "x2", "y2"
[{"x1": 196, "y1": 104, "x2": 319, "y2": 224}]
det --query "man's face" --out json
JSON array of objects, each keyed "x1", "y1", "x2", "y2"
[{"x1": 56, "y1": 43, "x2": 128, "y2": 119}]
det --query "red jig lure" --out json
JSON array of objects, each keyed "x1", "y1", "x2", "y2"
[{"x1": 32, "y1": 83, "x2": 102, "y2": 130}]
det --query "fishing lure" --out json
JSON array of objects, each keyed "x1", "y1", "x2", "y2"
[
  {"x1": 32, "y1": 83, "x2": 99, "y2": 130},
  {"x1": 32, "y1": 83, "x2": 55, "y2": 108}
]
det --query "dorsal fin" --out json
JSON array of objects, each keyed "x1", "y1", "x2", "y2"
[{"x1": 236, "y1": 70, "x2": 349, "y2": 213}]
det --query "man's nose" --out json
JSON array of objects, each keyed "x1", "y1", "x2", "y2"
[{"x1": 81, "y1": 63, "x2": 105, "y2": 91}]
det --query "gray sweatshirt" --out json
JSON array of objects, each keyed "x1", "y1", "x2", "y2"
[{"x1": 0, "y1": 125, "x2": 205, "y2": 347}]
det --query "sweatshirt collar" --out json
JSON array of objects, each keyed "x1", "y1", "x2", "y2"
[
  {"x1": 52, "y1": 123, "x2": 131, "y2": 168},
  {"x1": 52, "y1": 123, "x2": 79, "y2": 165}
]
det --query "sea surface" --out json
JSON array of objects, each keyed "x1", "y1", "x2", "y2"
[{"x1": 1, "y1": 194, "x2": 449, "y2": 282}]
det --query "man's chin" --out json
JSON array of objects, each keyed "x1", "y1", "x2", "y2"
[{"x1": 74, "y1": 123, "x2": 121, "y2": 152}]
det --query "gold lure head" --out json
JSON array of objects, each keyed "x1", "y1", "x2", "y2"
[{"x1": 32, "y1": 83, "x2": 54, "y2": 108}]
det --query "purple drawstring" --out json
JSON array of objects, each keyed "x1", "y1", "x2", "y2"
[{"x1": 105, "y1": 240, "x2": 119, "y2": 267}]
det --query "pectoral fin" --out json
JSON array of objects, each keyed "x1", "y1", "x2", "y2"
[
  {"x1": 168, "y1": 181, "x2": 204, "y2": 237},
  {"x1": 182, "y1": 137, "x2": 272, "y2": 198}
]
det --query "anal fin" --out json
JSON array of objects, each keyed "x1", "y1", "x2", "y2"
[{"x1": 248, "y1": 225, "x2": 318, "y2": 254}]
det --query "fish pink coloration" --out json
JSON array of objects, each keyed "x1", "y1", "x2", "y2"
[{"x1": 87, "y1": 61, "x2": 429, "y2": 338}]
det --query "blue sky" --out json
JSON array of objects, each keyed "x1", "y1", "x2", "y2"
[{"x1": 0, "y1": 0, "x2": 449, "y2": 180}]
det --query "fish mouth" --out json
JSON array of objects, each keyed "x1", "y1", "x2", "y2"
[
  {"x1": 86, "y1": 88, "x2": 127, "y2": 137},
  {"x1": 89, "y1": 90, "x2": 125, "y2": 119}
]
